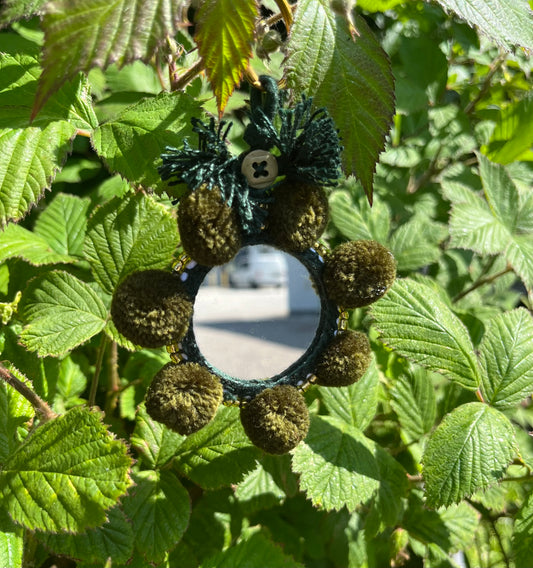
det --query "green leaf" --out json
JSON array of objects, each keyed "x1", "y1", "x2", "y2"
[
  {"x1": 286, "y1": 6, "x2": 394, "y2": 200},
  {"x1": 130, "y1": 404, "x2": 185, "y2": 468},
  {"x1": 434, "y1": 0, "x2": 533, "y2": 50},
  {"x1": 123, "y1": 469, "x2": 190, "y2": 564},
  {"x1": 33, "y1": 193, "x2": 91, "y2": 258},
  {"x1": 486, "y1": 94, "x2": 533, "y2": 164},
  {"x1": 0, "y1": 512, "x2": 22, "y2": 568},
  {"x1": 328, "y1": 187, "x2": 391, "y2": 243},
  {"x1": 92, "y1": 92, "x2": 202, "y2": 191},
  {"x1": 173, "y1": 406, "x2": 260, "y2": 490},
  {"x1": 0, "y1": 0, "x2": 46, "y2": 26},
  {"x1": 513, "y1": 492, "x2": 533, "y2": 568},
  {"x1": 292, "y1": 415, "x2": 406, "y2": 512},
  {"x1": 0, "y1": 369, "x2": 34, "y2": 464},
  {"x1": 235, "y1": 461, "x2": 287, "y2": 513},
  {"x1": 34, "y1": 0, "x2": 186, "y2": 116},
  {"x1": 53, "y1": 357, "x2": 87, "y2": 410},
  {"x1": 0, "y1": 224, "x2": 75, "y2": 266},
  {"x1": 201, "y1": 531, "x2": 303, "y2": 568},
  {"x1": 479, "y1": 308, "x2": 533, "y2": 409},
  {"x1": 39, "y1": 505, "x2": 134, "y2": 565},
  {"x1": 195, "y1": 0, "x2": 257, "y2": 115},
  {"x1": 19, "y1": 271, "x2": 108, "y2": 356},
  {"x1": 390, "y1": 368, "x2": 437, "y2": 443},
  {"x1": 0, "y1": 406, "x2": 132, "y2": 533},
  {"x1": 422, "y1": 402, "x2": 517, "y2": 507},
  {"x1": 371, "y1": 278, "x2": 482, "y2": 390},
  {"x1": 84, "y1": 193, "x2": 179, "y2": 295},
  {"x1": 319, "y1": 354, "x2": 379, "y2": 430}
]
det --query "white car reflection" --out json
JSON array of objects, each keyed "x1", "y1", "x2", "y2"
[{"x1": 229, "y1": 246, "x2": 288, "y2": 288}]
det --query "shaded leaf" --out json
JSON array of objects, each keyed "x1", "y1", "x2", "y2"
[
  {"x1": 39, "y1": 505, "x2": 133, "y2": 565},
  {"x1": 435, "y1": 0, "x2": 533, "y2": 50},
  {"x1": 286, "y1": 7, "x2": 394, "y2": 200},
  {"x1": 0, "y1": 0, "x2": 46, "y2": 26},
  {"x1": 422, "y1": 402, "x2": 517, "y2": 507},
  {"x1": 195, "y1": 0, "x2": 257, "y2": 115},
  {"x1": 0, "y1": 511, "x2": 22, "y2": 568},
  {"x1": 173, "y1": 406, "x2": 260, "y2": 490},
  {"x1": 84, "y1": 193, "x2": 178, "y2": 295},
  {"x1": 513, "y1": 492, "x2": 533, "y2": 568},
  {"x1": 479, "y1": 308, "x2": 533, "y2": 409},
  {"x1": 371, "y1": 278, "x2": 482, "y2": 389},
  {"x1": 0, "y1": 406, "x2": 132, "y2": 533},
  {"x1": 19, "y1": 271, "x2": 108, "y2": 356},
  {"x1": 123, "y1": 469, "x2": 190, "y2": 564},
  {"x1": 34, "y1": 0, "x2": 186, "y2": 116},
  {"x1": 319, "y1": 353, "x2": 379, "y2": 430},
  {"x1": 91, "y1": 92, "x2": 202, "y2": 191},
  {"x1": 130, "y1": 404, "x2": 185, "y2": 468}
]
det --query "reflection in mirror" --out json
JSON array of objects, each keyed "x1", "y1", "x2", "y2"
[{"x1": 193, "y1": 247, "x2": 320, "y2": 380}]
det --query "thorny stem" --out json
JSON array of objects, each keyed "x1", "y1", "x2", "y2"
[
  {"x1": 104, "y1": 341, "x2": 120, "y2": 416},
  {"x1": 453, "y1": 263, "x2": 513, "y2": 303},
  {"x1": 88, "y1": 334, "x2": 109, "y2": 407},
  {"x1": 170, "y1": 58, "x2": 205, "y2": 91},
  {"x1": 465, "y1": 52, "x2": 507, "y2": 115},
  {"x1": 0, "y1": 363, "x2": 57, "y2": 422}
]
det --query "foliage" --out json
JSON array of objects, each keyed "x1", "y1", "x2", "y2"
[{"x1": 0, "y1": 0, "x2": 533, "y2": 567}]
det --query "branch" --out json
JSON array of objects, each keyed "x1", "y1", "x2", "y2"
[
  {"x1": 453, "y1": 264, "x2": 513, "y2": 303},
  {"x1": 0, "y1": 363, "x2": 57, "y2": 422}
]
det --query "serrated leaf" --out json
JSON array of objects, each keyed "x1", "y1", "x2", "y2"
[
  {"x1": 479, "y1": 308, "x2": 533, "y2": 409},
  {"x1": 328, "y1": 188, "x2": 391, "y2": 243},
  {"x1": 286, "y1": 7, "x2": 394, "y2": 200},
  {"x1": 201, "y1": 530, "x2": 303, "y2": 568},
  {"x1": 435, "y1": 0, "x2": 533, "y2": 50},
  {"x1": 391, "y1": 368, "x2": 437, "y2": 443},
  {"x1": 19, "y1": 271, "x2": 108, "y2": 356},
  {"x1": 292, "y1": 415, "x2": 406, "y2": 512},
  {"x1": 195, "y1": 0, "x2": 257, "y2": 115},
  {"x1": 84, "y1": 193, "x2": 178, "y2": 295},
  {"x1": 33, "y1": 193, "x2": 91, "y2": 257},
  {"x1": 0, "y1": 406, "x2": 132, "y2": 533},
  {"x1": 0, "y1": 372, "x2": 34, "y2": 464},
  {"x1": 92, "y1": 92, "x2": 202, "y2": 191},
  {"x1": 130, "y1": 404, "x2": 185, "y2": 468},
  {"x1": 34, "y1": 0, "x2": 186, "y2": 116},
  {"x1": 0, "y1": 0, "x2": 46, "y2": 26},
  {"x1": 173, "y1": 406, "x2": 260, "y2": 490},
  {"x1": 123, "y1": 469, "x2": 190, "y2": 564},
  {"x1": 422, "y1": 402, "x2": 517, "y2": 507},
  {"x1": 319, "y1": 353, "x2": 379, "y2": 430},
  {"x1": 0, "y1": 510, "x2": 22, "y2": 568},
  {"x1": 371, "y1": 278, "x2": 482, "y2": 389},
  {"x1": 39, "y1": 505, "x2": 133, "y2": 565},
  {"x1": 235, "y1": 462, "x2": 287, "y2": 513},
  {"x1": 54, "y1": 357, "x2": 87, "y2": 410},
  {"x1": 513, "y1": 492, "x2": 533, "y2": 568},
  {"x1": 0, "y1": 224, "x2": 75, "y2": 266}
]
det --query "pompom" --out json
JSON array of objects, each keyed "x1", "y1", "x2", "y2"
[
  {"x1": 178, "y1": 184, "x2": 241, "y2": 266},
  {"x1": 111, "y1": 270, "x2": 193, "y2": 348},
  {"x1": 240, "y1": 385, "x2": 309, "y2": 454},
  {"x1": 145, "y1": 362, "x2": 223, "y2": 435},
  {"x1": 266, "y1": 181, "x2": 328, "y2": 252},
  {"x1": 323, "y1": 240, "x2": 396, "y2": 308},
  {"x1": 314, "y1": 330, "x2": 372, "y2": 387}
]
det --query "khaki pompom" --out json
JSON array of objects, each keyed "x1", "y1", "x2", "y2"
[
  {"x1": 266, "y1": 181, "x2": 328, "y2": 252},
  {"x1": 111, "y1": 270, "x2": 193, "y2": 348},
  {"x1": 145, "y1": 362, "x2": 223, "y2": 435},
  {"x1": 178, "y1": 185, "x2": 241, "y2": 266},
  {"x1": 323, "y1": 240, "x2": 396, "y2": 308},
  {"x1": 240, "y1": 385, "x2": 309, "y2": 454},
  {"x1": 315, "y1": 330, "x2": 372, "y2": 387}
]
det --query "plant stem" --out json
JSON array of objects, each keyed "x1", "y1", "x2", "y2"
[
  {"x1": 88, "y1": 334, "x2": 109, "y2": 408},
  {"x1": 465, "y1": 52, "x2": 507, "y2": 115},
  {"x1": 104, "y1": 341, "x2": 121, "y2": 415},
  {"x1": 453, "y1": 265, "x2": 513, "y2": 303},
  {"x1": 171, "y1": 58, "x2": 205, "y2": 91},
  {"x1": 0, "y1": 363, "x2": 57, "y2": 421},
  {"x1": 272, "y1": 0, "x2": 294, "y2": 30}
]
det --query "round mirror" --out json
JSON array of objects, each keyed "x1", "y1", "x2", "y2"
[{"x1": 193, "y1": 247, "x2": 320, "y2": 380}]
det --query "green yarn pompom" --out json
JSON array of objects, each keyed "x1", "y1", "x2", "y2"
[
  {"x1": 323, "y1": 240, "x2": 396, "y2": 308},
  {"x1": 314, "y1": 330, "x2": 372, "y2": 387},
  {"x1": 178, "y1": 184, "x2": 242, "y2": 266},
  {"x1": 240, "y1": 385, "x2": 309, "y2": 454},
  {"x1": 145, "y1": 362, "x2": 223, "y2": 435},
  {"x1": 266, "y1": 181, "x2": 328, "y2": 252},
  {"x1": 111, "y1": 269, "x2": 193, "y2": 348}
]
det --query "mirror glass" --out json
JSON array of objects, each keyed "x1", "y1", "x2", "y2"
[{"x1": 193, "y1": 246, "x2": 320, "y2": 380}]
